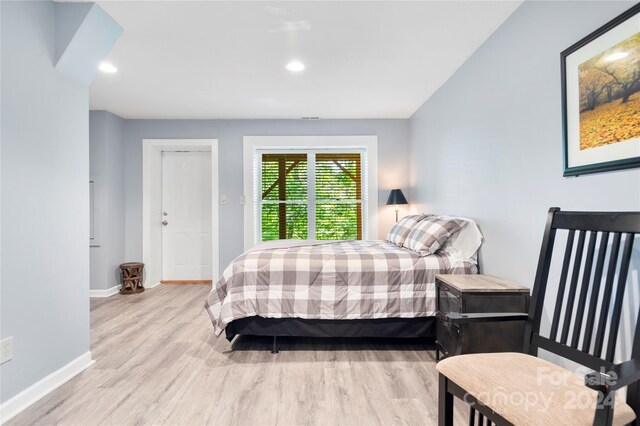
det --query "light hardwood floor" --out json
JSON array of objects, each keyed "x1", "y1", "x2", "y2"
[{"x1": 9, "y1": 284, "x2": 469, "y2": 425}]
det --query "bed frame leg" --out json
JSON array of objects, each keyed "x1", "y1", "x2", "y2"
[{"x1": 271, "y1": 336, "x2": 278, "y2": 354}]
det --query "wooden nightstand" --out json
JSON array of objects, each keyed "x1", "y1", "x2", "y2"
[{"x1": 435, "y1": 274, "x2": 530, "y2": 360}]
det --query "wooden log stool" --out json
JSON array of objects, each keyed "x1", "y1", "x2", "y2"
[{"x1": 119, "y1": 262, "x2": 145, "y2": 294}]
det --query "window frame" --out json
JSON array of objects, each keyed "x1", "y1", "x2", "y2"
[{"x1": 243, "y1": 136, "x2": 378, "y2": 250}]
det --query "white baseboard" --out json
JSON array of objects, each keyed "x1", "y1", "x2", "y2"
[
  {"x1": 146, "y1": 281, "x2": 161, "y2": 290},
  {"x1": 0, "y1": 352, "x2": 94, "y2": 424},
  {"x1": 89, "y1": 285, "x2": 120, "y2": 298},
  {"x1": 89, "y1": 282, "x2": 159, "y2": 298}
]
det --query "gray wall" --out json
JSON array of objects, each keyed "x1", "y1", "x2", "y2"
[
  {"x1": 410, "y1": 0, "x2": 640, "y2": 283},
  {"x1": 90, "y1": 111, "x2": 126, "y2": 290},
  {"x1": 122, "y1": 119, "x2": 410, "y2": 270},
  {"x1": 409, "y1": 1, "x2": 640, "y2": 358},
  {"x1": 1, "y1": 0, "x2": 90, "y2": 402}
]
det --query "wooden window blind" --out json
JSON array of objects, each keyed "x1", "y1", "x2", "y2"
[
  {"x1": 315, "y1": 153, "x2": 362, "y2": 240},
  {"x1": 259, "y1": 151, "x2": 364, "y2": 242},
  {"x1": 261, "y1": 153, "x2": 308, "y2": 241}
]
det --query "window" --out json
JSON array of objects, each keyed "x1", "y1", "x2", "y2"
[
  {"x1": 243, "y1": 135, "x2": 378, "y2": 249},
  {"x1": 315, "y1": 153, "x2": 362, "y2": 240},
  {"x1": 260, "y1": 153, "x2": 308, "y2": 240},
  {"x1": 257, "y1": 150, "x2": 365, "y2": 242}
]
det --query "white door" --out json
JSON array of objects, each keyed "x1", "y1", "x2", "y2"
[{"x1": 161, "y1": 151, "x2": 212, "y2": 281}]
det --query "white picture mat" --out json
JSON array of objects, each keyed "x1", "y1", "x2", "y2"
[{"x1": 565, "y1": 15, "x2": 640, "y2": 168}]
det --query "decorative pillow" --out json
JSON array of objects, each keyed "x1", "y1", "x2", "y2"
[
  {"x1": 404, "y1": 216, "x2": 468, "y2": 256},
  {"x1": 386, "y1": 214, "x2": 429, "y2": 247}
]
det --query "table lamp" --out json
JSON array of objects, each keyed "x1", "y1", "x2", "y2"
[{"x1": 386, "y1": 189, "x2": 408, "y2": 222}]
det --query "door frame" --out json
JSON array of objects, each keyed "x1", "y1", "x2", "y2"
[{"x1": 142, "y1": 139, "x2": 219, "y2": 288}]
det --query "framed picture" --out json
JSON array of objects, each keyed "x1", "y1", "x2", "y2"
[{"x1": 562, "y1": 3, "x2": 640, "y2": 176}]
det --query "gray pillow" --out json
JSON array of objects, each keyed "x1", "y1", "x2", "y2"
[
  {"x1": 386, "y1": 214, "x2": 429, "y2": 247},
  {"x1": 404, "y1": 216, "x2": 467, "y2": 256}
]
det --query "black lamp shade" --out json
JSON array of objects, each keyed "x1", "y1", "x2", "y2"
[{"x1": 386, "y1": 189, "x2": 408, "y2": 206}]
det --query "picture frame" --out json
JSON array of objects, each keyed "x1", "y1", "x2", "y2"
[{"x1": 561, "y1": 3, "x2": 640, "y2": 177}]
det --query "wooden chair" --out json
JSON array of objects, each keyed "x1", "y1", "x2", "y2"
[{"x1": 437, "y1": 208, "x2": 640, "y2": 426}]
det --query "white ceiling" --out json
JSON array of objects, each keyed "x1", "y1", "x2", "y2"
[{"x1": 81, "y1": 1, "x2": 522, "y2": 119}]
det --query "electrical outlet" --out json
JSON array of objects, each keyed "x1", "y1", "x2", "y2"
[
  {"x1": 220, "y1": 195, "x2": 227, "y2": 205},
  {"x1": 1, "y1": 337, "x2": 13, "y2": 364}
]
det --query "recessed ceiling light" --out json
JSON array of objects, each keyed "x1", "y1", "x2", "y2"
[
  {"x1": 286, "y1": 61, "x2": 305, "y2": 72},
  {"x1": 99, "y1": 62, "x2": 118, "y2": 73},
  {"x1": 604, "y1": 52, "x2": 628, "y2": 62}
]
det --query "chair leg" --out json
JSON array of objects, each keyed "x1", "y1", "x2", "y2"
[
  {"x1": 593, "y1": 390, "x2": 614, "y2": 426},
  {"x1": 439, "y1": 373, "x2": 454, "y2": 426}
]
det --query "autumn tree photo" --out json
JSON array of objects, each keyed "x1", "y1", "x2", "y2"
[{"x1": 578, "y1": 32, "x2": 640, "y2": 150}]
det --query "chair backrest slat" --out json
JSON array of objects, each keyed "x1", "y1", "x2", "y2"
[
  {"x1": 550, "y1": 229, "x2": 575, "y2": 341},
  {"x1": 526, "y1": 209, "x2": 639, "y2": 378},
  {"x1": 593, "y1": 232, "x2": 621, "y2": 358},
  {"x1": 560, "y1": 230, "x2": 586, "y2": 345},
  {"x1": 605, "y1": 233, "x2": 635, "y2": 362},
  {"x1": 571, "y1": 231, "x2": 597, "y2": 348},
  {"x1": 581, "y1": 231, "x2": 609, "y2": 353}
]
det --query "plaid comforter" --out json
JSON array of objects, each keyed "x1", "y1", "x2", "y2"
[{"x1": 205, "y1": 240, "x2": 476, "y2": 335}]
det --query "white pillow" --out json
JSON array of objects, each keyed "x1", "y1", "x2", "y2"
[{"x1": 438, "y1": 215, "x2": 483, "y2": 260}]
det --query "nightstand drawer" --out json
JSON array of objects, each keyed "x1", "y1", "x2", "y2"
[{"x1": 464, "y1": 294, "x2": 528, "y2": 313}]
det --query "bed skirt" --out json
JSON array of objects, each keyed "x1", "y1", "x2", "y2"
[{"x1": 225, "y1": 316, "x2": 436, "y2": 341}]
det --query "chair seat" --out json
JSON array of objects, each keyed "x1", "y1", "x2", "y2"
[{"x1": 436, "y1": 352, "x2": 636, "y2": 426}]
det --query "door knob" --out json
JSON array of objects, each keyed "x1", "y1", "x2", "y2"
[{"x1": 162, "y1": 220, "x2": 169, "y2": 226}]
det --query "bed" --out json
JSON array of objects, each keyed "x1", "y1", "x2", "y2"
[{"x1": 205, "y1": 217, "x2": 481, "y2": 352}]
